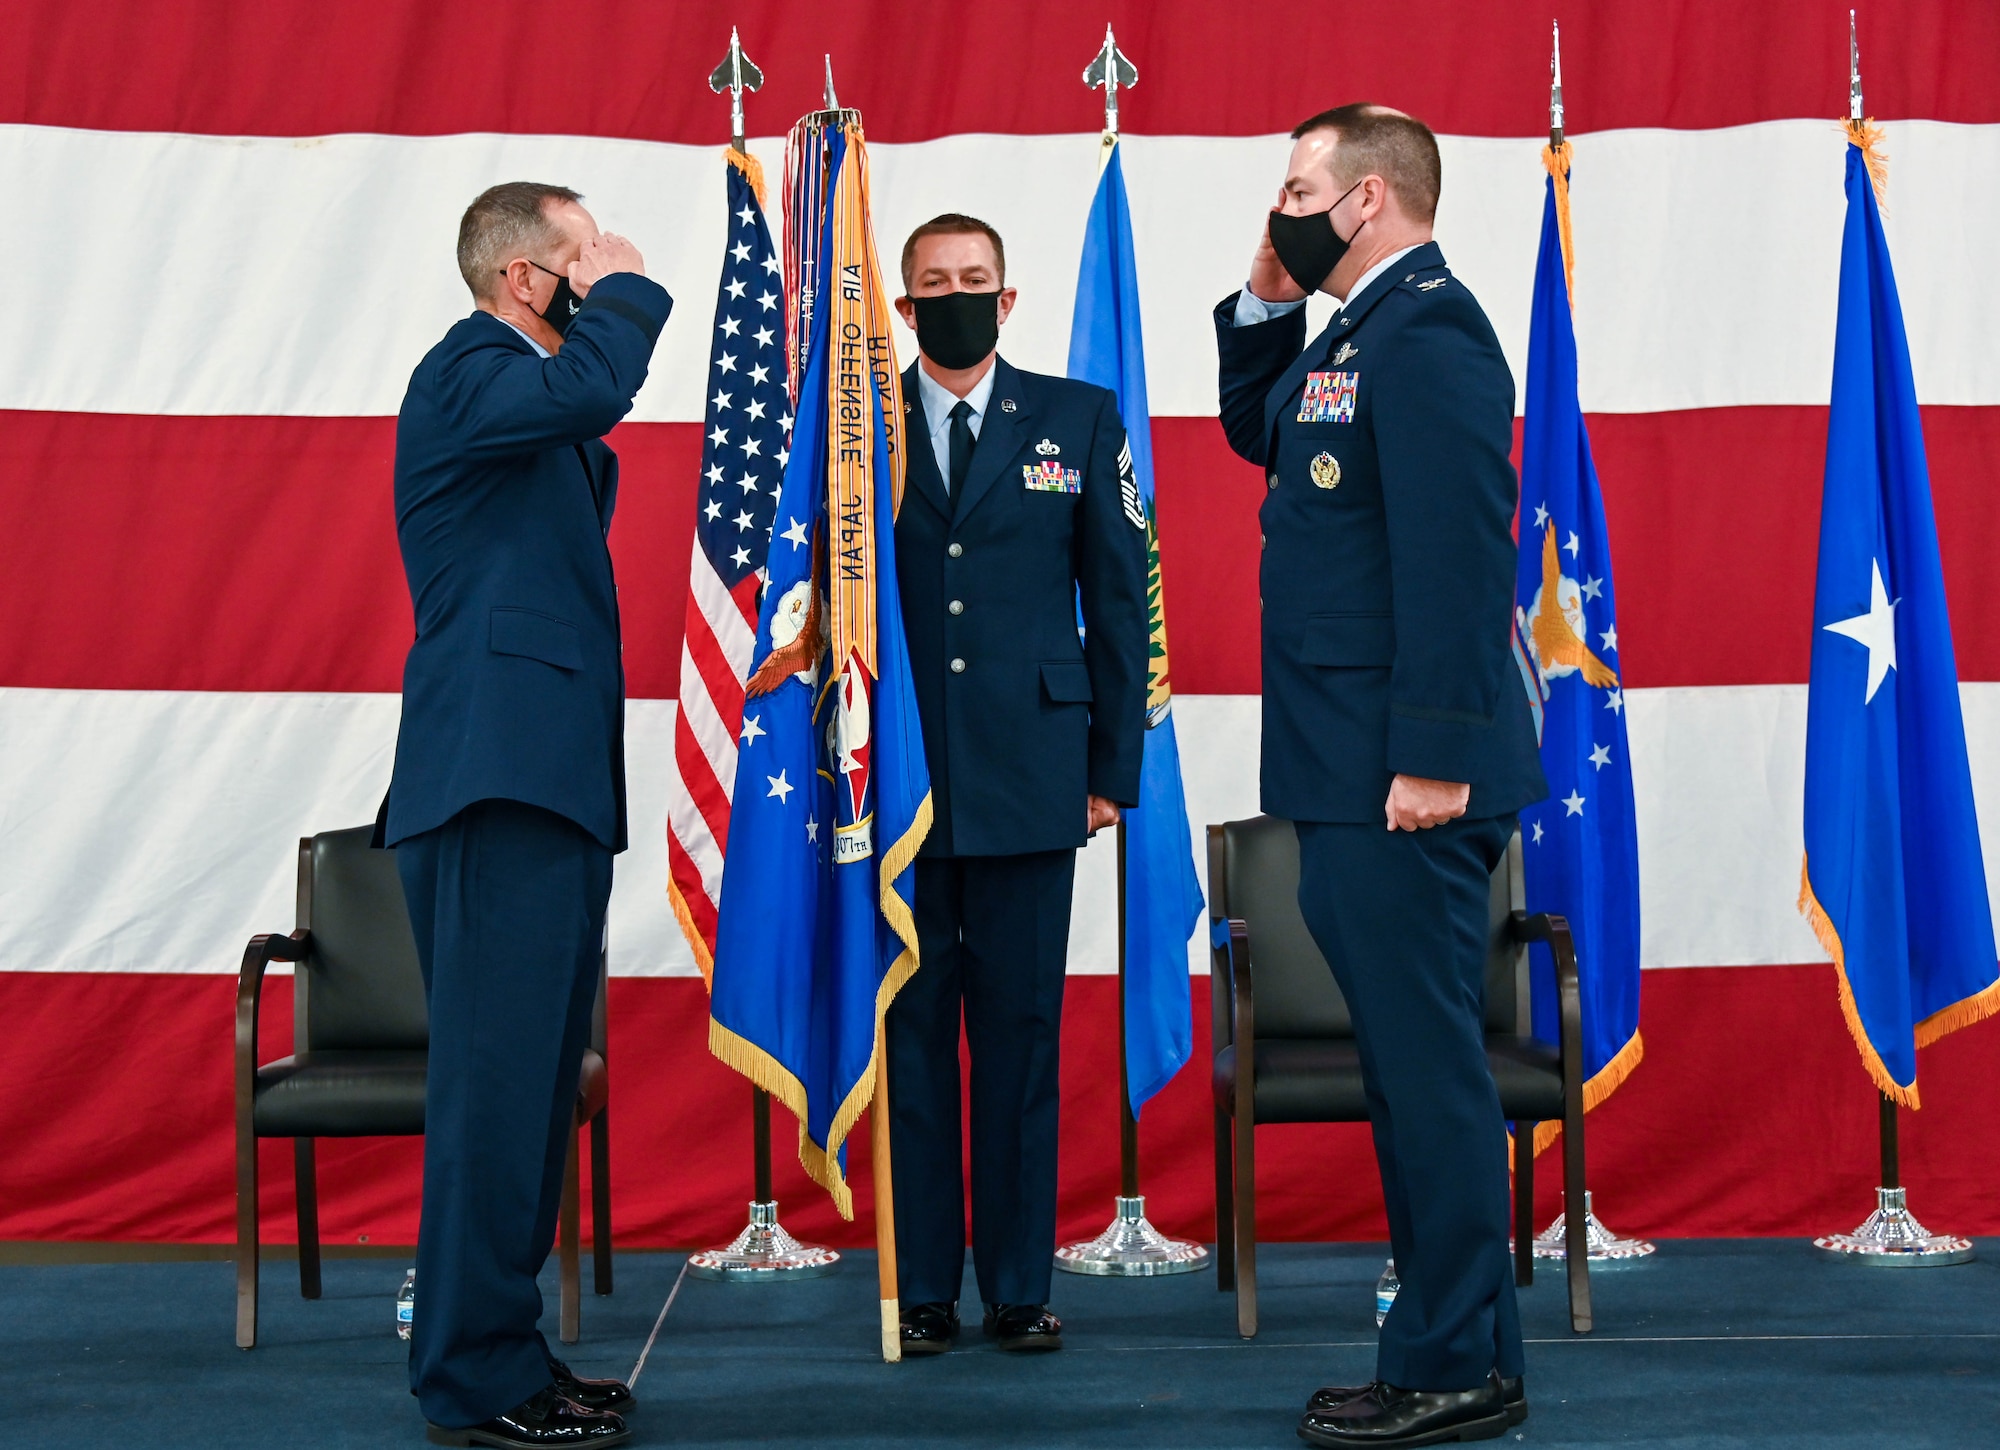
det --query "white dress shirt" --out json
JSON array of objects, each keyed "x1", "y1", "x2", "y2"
[
  {"x1": 913, "y1": 359, "x2": 996, "y2": 491},
  {"x1": 1232, "y1": 242, "x2": 1423, "y2": 327}
]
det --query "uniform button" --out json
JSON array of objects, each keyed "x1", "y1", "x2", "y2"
[
  {"x1": 948, "y1": 599, "x2": 964, "y2": 615},
  {"x1": 947, "y1": 542, "x2": 963, "y2": 558},
  {"x1": 950, "y1": 657, "x2": 966, "y2": 673},
  {"x1": 1267, "y1": 472, "x2": 1279, "y2": 490},
  {"x1": 1259, "y1": 533, "x2": 1267, "y2": 548}
]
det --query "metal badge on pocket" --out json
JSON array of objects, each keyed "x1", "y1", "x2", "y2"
[{"x1": 1311, "y1": 452, "x2": 1341, "y2": 489}]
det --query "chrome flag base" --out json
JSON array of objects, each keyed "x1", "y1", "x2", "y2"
[
  {"x1": 685, "y1": 1200, "x2": 840, "y2": 1282},
  {"x1": 1815, "y1": 1187, "x2": 1973, "y2": 1267},
  {"x1": 1530, "y1": 1191, "x2": 1655, "y2": 1262},
  {"x1": 1054, "y1": 1195, "x2": 1210, "y2": 1277}
]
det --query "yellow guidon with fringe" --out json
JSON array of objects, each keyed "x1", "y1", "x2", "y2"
[{"x1": 705, "y1": 120, "x2": 931, "y2": 1219}]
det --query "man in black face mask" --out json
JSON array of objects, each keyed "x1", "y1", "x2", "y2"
[
  {"x1": 885, "y1": 214, "x2": 1148, "y2": 1358},
  {"x1": 1214, "y1": 108, "x2": 1547, "y2": 1448},
  {"x1": 380, "y1": 182, "x2": 670, "y2": 1449}
]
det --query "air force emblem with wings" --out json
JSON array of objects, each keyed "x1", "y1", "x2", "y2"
[{"x1": 1527, "y1": 523, "x2": 1617, "y2": 688}]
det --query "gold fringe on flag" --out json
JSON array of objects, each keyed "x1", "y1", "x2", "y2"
[
  {"x1": 1799, "y1": 856, "x2": 1919, "y2": 1108},
  {"x1": 1540, "y1": 140, "x2": 1575, "y2": 307},
  {"x1": 1844, "y1": 118, "x2": 1889, "y2": 211},
  {"x1": 667, "y1": 877, "x2": 716, "y2": 987},
  {"x1": 1521, "y1": 1029, "x2": 1645, "y2": 1158},
  {"x1": 725, "y1": 145, "x2": 767, "y2": 206}
]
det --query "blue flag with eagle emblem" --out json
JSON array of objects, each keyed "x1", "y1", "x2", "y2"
[
  {"x1": 1514, "y1": 152, "x2": 1642, "y2": 1139},
  {"x1": 709, "y1": 121, "x2": 930, "y2": 1215},
  {"x1": 1799, "y1": 129, "x2": 1998, "y2": 1107},
  {"x1": 1067, "y1": 137, "x2": 1203, "y2": 1115}
]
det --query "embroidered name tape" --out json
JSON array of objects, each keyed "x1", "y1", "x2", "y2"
[
  {"x1": 1023, "y1": 462, "x2": 1082, "y2": 494},
  {"x1": 1299, "y1": 370, "x2": 1359, "y2": 424}
]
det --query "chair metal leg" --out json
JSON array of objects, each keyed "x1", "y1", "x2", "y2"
[
  {"x1": 294, "y1": 1138, "x2": 322, "y2": 1300},
  {"x1": 1513, "y1": 1124, "x2": 1535, "y2": 1288},
  {"x1": 589, "y1": 1108, "x2": 613, "y2": 1296},
  {"x1": 1233, "y1": 1112, "x2": 1258, "y2": 1338},
  {"x1": 235, "y1": 1126, "x2": 259, "y2": 1349},
  {"x1": 558, "y1": 1124, "x2": 582, "y2": 1344},
  {"x1": 1561, "y1": 1114, "x2": 1593, "y2": 1333},
  {"x1": 1213, "y1": 1106, "x2": 1236, "y2": 1291}
]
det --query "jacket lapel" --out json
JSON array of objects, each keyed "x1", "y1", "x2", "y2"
[
  {"x1": 952, "y1": 356, "x2": 1028, "y2": 524},
  {"x1": 1260, "y1": 241, "x2": 1445, "y2": 460},
  {"x1": 899, "y1": 362, "x2": 953, "y2": 522}
]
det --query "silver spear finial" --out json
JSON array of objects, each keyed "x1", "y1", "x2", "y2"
[
  {"x1": 1849, "y1": 10, "x2": 1863, "y2": 121},
  {"x1": 1083, "y1": 25, "x2": 1138, "y2": 138},
  {"x1": 823, "y1": 55, "x2": 840, "y2": 113},
  {"x1": 1550, "y1": 20, "x2": 1565, "y2": 148},
  {"x1": 708, "y1": 27, "x2": 764, "y2": 153}
]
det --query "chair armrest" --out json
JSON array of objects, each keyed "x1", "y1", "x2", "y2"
[
  {"x1": 1513, "y1": 911, "x2": 1581, "y2": 1083},
  {"x1": 235, "y1": 930, "x2": 312, "y2": 1129}
]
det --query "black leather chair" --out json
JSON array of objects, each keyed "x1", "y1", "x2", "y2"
[
  {"x1": 1207, "y1": 815, "x2": 1590, "y2": 1339},
  {"x1": 234, "y1": 825, "x2": 613, "y2": 1349}
]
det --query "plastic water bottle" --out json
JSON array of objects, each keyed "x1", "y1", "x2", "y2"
[
  {"x1": 396, "y1": 1268, "x2": 416, "y2": 1340},
  {"x1": 1374, "y1": 1259, "x2": 1399, "y2": 1327}
]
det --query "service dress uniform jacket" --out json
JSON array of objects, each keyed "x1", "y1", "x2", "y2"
[
  {"x1": 387, "y1": 273, "x2": 673, "y2": 852},
  {"x1": 895, "y1": 355, "x2": 1148, "y2": 852},
  {"x1": 384, "y1": 272, "x2": 672, "y2": 1431},
  {"x1": 887, "y1": 353, "x2": 1147, "y2": 1315},
  {"x1": 1215, "y1": 240, "x2": 1545, "y2": 823},
  {"x1": 1215, "y1": 242, "x2": 1545, "y2": 1394}
]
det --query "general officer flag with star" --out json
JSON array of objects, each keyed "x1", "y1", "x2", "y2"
[
  {"x1": 1799, "y1": 125, "x2": 1998, "y2": 1107},
  {"x1": 1066, "y1": 136, "x2": 1204, "y2": 1116},
  {"x1": 1514, "y1": 147, "x2": 1642, "y2": 1140},
  {"x1": 709, "y1": 119, "x2": 931, "y2": 1215}
]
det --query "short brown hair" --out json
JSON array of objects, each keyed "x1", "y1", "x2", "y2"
[
  {"x1": 1290, "y1": 104, "x2": 1442, "y2": 224},
  {"x1": 899, "y1": 213, "x2": 1006, "y2": 293},
  {"x1": 457, "y1": 181, "x2": 583, "y2": 300}
]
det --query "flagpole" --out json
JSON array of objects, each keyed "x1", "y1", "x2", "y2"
[
  {"x1": 1054, "y1": 24, "x2": 1205, "y2": 1280},
  {"x1": 1524, "y1": 15, "x2": 1654, "y2": 1272},
  {"x1": 871, "y1": 1054, "x2": 902, "y2": 1361},
  {"x1": 687, "y1": 32, "x2": 837, "y2": 1285}
]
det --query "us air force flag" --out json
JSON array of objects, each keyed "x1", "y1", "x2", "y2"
[
  {"x1": 1800, "y1": 126, "x2": 1998, "y2": 1107},
  {"x1": 710, "y1": 121, "x2": 931, "y2": 1212},
  {"x1": 1067, "y1": 137, "x2": 1203, "y2": 1114},
  {"x1": 1515, "y1": 148, "x2": 1642, "y2": 1145}
]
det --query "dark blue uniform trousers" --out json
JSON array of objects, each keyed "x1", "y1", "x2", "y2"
[
  {"x1": 888, "y1": 849, "x2": 1076, "y2": 1309},
  {"x1": 395, "y1": 798, "x2": 612, "y2": 1428},
  {"x1": 1294, "y1": 815, "x2": 1524, "y2": 1391}
]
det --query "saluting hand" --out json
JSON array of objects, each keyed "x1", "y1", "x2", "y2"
[
  {"x1": 570, "y1": 233, "x2": 646, "y2": 297},
  {"x1": 1385, "y1": 774, "x2": 1470, "y2": 831},
  {"x1": 1248, "y1": 185, "x2": 1308, "y2": 305}
]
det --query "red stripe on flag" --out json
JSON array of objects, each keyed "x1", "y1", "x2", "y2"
[
  {"x1": 2, "y1": 3, "x2": 1993, "y2": 142},
  {"x1": 3, "y1": 407, "x2": 1997, "y2": 695}
]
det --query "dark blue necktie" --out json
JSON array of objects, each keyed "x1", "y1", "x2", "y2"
[{"x1": 947, "y1": 399, "x2": 975, "y2": 496}]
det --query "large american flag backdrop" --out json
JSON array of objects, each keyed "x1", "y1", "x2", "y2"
[{"x1": 3, "y1": 1, "x2": 1997, "y2": 1249}]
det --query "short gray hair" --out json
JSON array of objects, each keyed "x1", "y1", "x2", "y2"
[
  {"x1": 456, "y1": 182, "x2": 582, "y2": 300},
  {"x1": 1290, "y1": 104, "x2": 1442, "y2": 224}
]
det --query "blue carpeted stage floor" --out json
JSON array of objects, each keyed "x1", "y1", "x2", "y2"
[{"x1": 10, "y1": 1240, "x2": 2000, "y2": 1447}]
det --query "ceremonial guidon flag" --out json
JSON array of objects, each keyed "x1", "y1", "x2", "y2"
[
  {"x1": 1799, "y1": 123, "x2": 1999, "y2": 1107},
  {"x1": 1067, "y1": 136, "x2": 1204, "y2": 1115},
  {"x1": 666, "y1": 151, "x2": 794, "y2": 980},
  {"x1": 708, "y1": 118, "x2": 931, "y2": 1213},
  {"x1": 1514, "y1": 143, "x2": 1643, "y2": 1149}
]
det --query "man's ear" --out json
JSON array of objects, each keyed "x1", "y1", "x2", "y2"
[
  {"x1": 995, "y1": 288, "x2": 1018, "y2": 326},
  {"x1": 894, "y1": 294, "x2": 918, "y2": 330}
]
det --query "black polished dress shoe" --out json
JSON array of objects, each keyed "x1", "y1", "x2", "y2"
[
  {"x1": 899, "y1": 1301, "x2": 960, "y2": 1356},
  {"x1": 981, "y1": 1303, "x2": 1063, "y2": 1352},
  {"x1": 426, "y1": 1385, "x2": 630, "y2": 1448},
  {"x1": 1297, "y1": 1379, "x2": 1507, "y2": 1447},
  {"x1": 1308, "y1": 1375, "x2": 1526, "y2": 1427},
  {"x1": 549, "y1": 1357, "x2": 634, "y2": 1412}
]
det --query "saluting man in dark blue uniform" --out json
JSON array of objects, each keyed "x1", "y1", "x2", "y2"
[
  {"x1": 1214, "y1": 107, "x2": 1547, "y2": 1448},
  {"x1": 887, "y1": 214, "x2": 1148, "y2": 1357}
]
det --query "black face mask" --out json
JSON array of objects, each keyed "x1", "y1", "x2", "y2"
[
  {"x1": 529, "y1": 260, "x2": 584, "y2": 338},
  {"x1": 1266, "y1": 180, "x2": 1365, "y2": 296},
  {"x1": 909, "y1": 289, "x2": 1002, "y2": 370}
]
